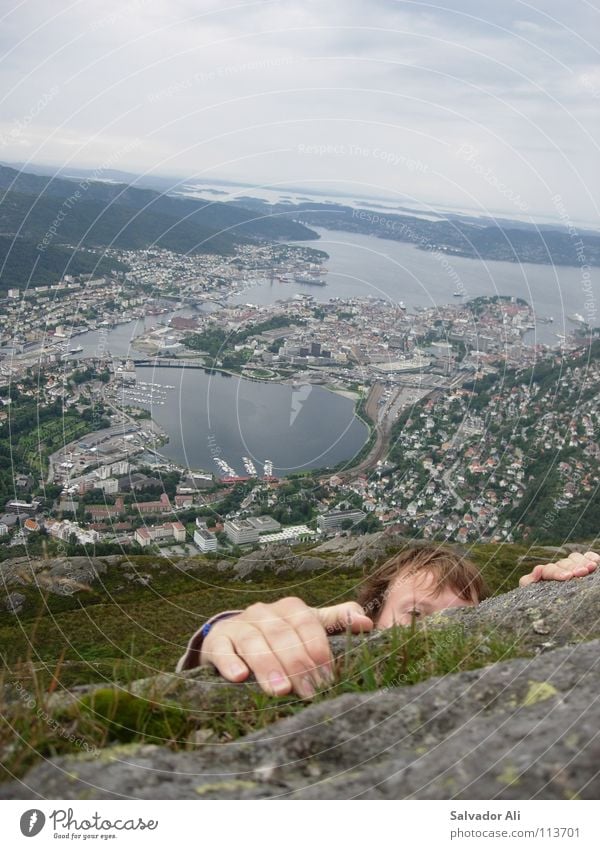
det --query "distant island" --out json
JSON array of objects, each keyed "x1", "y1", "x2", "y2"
[{"x1": 233, "y1": 196, "x2": 600, "y2": 268}]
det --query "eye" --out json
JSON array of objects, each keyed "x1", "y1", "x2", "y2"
[{"x1": 409, "y1": 608, "x2": 422, "y2": 617}]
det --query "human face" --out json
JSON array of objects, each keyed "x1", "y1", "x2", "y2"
[{"x1": 376, "y1": 568, "x2": 476, "y2": 629}]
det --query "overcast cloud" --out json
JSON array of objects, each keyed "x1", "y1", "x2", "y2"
[{"x1": 0, "y1": 0, "x2": 599, "y2": 224}]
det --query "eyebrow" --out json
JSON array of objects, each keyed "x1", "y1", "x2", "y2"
[{"x1": 405, "y1": 599, "x2": 435, "y2": 613}]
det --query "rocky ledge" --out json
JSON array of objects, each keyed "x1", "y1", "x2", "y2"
[{"x1": 1, "y1": 566, "x2": 599, "y2": 800}]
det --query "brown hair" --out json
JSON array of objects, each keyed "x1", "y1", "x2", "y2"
[{"x1": 356, "y1": 543, "x2": 489, "y2": 624}]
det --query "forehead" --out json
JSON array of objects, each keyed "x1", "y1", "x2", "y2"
[
  {"x1": 386, "y1": 567, "x2": 443, "y2": 600},
  {"x1": 390, "y1": 569, "x2": 437, "y2": 592}
]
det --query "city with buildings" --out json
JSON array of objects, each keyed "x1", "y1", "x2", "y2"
[{"x1": 0, "y1": 240, "x2": 598, "y2": 558}]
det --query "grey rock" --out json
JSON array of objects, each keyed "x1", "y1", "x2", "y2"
[
  {"x1": 0, "y1": 556, "x2": 108, "y2": 597},
  {"x1": 4, "y1": 592, "x2": 26, "y2": 614},
  {"x1": 233, "y1": 544, "x2": 329, "y2": 578},
  {"x1": 2, "y1": 639, "x2": 599, "y2": 800},
  {"x1": 344, "y1": 531, "x2": 413, "y2": 568},
  {"x1": 102, "y1": 555, "x2": 124, "y2": 567},
  {"x1": 313, "y1": 535, "x2": 377, "y2": 554},
  {"x1": 163, "y1": 556, "x2": 204, "y2": 572},
  {"x1": 562, "y1": 543, "x2": 596, "y2": 553},
  {"x1": 431, "y1": 566, "x2": 600, "y2": 651}
]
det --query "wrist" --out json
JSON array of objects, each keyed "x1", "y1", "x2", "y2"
[
  {"x1": 176, "y1": 610, "x2": 242, "y2": 672},
  {"x1": 199, "y1": 611, "x2": 240, "y2": 665}
]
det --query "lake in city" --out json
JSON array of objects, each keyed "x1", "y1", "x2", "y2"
[{"x1": 129, "y1": 365, "x2": 368, "y2": 476}]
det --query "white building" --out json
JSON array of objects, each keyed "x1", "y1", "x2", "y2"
[
  {"x1": 194, "y1": 528, "x2": 217, "y2": 552},
  {"x1": 134, "y1": 521, "x2": 186, "y2": 548},
  {"x1": 258, "y1": 525, "x2": 316, "y2": 546},
  {"x1": 97, "y1": 478, "x2": 119, "y2": 495},
  {"x1": 246, "y1": 515, "x2": 281, "y2": 533},
  {"x1": 223, "y1": 519, "x2": 259, "y2": 545},
  {"x1": 317, "y1": 509, "x2": 366, "y2": 532},
  {"x1": 45, "y1": 519, "x2": 100, "y2": 545},
  {"x1": 111, "y1": 460, "x2": 129, "y2": 476}
]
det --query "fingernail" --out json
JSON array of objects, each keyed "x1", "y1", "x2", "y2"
[
  {"x1": 229, "y1": 663, "x2": 246, "y2": 678},
  {"x1": 298, "y1": 677, "x2": 316, "y2": 699},
  {"x1": 268, "y1": 671, "x2": 287, "y2": 694},
  {"x1": 321, "y1": 666, "x2": 335, "y2": 685}
]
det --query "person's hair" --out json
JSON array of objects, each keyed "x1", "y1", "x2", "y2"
[{"x1": 356, "y1": 543, "x2": 489, "y2": 624}]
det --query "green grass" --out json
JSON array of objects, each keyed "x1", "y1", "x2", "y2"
[
  {"x1": 0, "y1": 618, "x2": 523, "y2": 783},
  {"x1": 0, "y1": 555, "x2": 366, "y2": 689},
  {"x1": 0, "y1": 540, "x2": 560, "y2": 783},
  {"x1": 0, "y1": 543, "x2": 541, "y2": 691}
]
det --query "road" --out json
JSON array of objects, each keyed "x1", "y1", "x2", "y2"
[
  {"x1": 442, "y1": 463, "x2": 465, "y2": 510},
  {"x1": 332, "y1": 381, "x2": 429, "y2": 481},
  {"x1": 326, "y1": 370, "x2": 460, "y2": 482}
]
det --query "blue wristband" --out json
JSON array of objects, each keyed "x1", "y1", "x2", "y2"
[{"x1": 200, "y1": 612, "x2": 238, "y2": 640}]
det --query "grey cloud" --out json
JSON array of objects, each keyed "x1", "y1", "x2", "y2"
[{"x1": 0, "y1": 0, "x2": 597, "y2": 224}]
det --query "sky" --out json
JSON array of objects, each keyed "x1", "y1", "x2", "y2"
[{"x1": 1, "y1": 0, "x2": 599, "y2": 225}]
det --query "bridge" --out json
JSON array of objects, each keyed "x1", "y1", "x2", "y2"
[
  {"x1": 130, "y1": 359, "x2": 270, "y2": 383},
  {"x1": 132, "y1": 358, "x2": 211, "y2": 370}
]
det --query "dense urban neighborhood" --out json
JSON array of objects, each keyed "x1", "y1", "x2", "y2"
[{"x1": 1, "y1": 237, "x2": 598, "y2": 561}]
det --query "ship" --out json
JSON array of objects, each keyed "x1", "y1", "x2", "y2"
[
  {"x1": 452, "y1": 291, "x2": 463, "y2": 297},
  {"x1": 69, "y1": 345, "x2": 84, "y2": 353},
  {"x1": 294, "y1": 274, "x2": 327, "y2": 286},
  {"x1": 567, "y1": 313, "x2": 587, "y2": 325}
]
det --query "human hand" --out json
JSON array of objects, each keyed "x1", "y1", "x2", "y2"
[
  {"x1": 519, "y1": 551, "x2": 599, "y2": 587},
  {"x1": 201, "y1": 596, "x2": 373, "y2": 698}
]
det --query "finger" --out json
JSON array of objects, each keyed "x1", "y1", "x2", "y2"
[
  {"x1": 316, "y1": 602, "x2": 374, "y2": 634},
  {"x1": 520, "y1": 563, "x2": 547, "y2": 586},
  {"x1": 288, "y1": 616, "x2": 335, "y2": 686},
  {"x1": 571, "y1": 562, "x2": 597, "y2": 576},
  {"x1": 231, "y1": 626, "x2": 295, "y2": 697},
  {"x1": 258, "y1": 617, "x2": 325, "y2": 698},
  {"x1": 543, "y1": 565, "x2": 574, "y2": 580},
  {"x1": 271, "y1": 598, "x2": 342, "y2": 689},
  {"x1": 564, "y1": 552, "x2": 590, "y2": 569},
  {"x1": 554, "y1": 570, "x2": 575, "y2": 580},
  {"x1": 202, "y1": 633, "x2": 250, "y2": 683},
  {"x1": 519, "y1": 572, "x2": 537, "y2": 587},
  {"x1": 242, "y1": 602, "x2": 321, "y2": 696}
]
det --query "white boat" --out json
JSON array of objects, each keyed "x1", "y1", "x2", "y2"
[
  {"x1": 242, "y1": 456, "x2": 257, "y2": 475},
  {"x1": 214, "y1": 457, "x2": 237, "y2": 476}
]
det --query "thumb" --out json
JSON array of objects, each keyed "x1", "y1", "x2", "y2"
[
  {"x1": 519, "y1": 564, "x2": 544, "y2": 587},
  {"x1": 315, "y1": 601, "x2": 374, "y2": 635}
]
